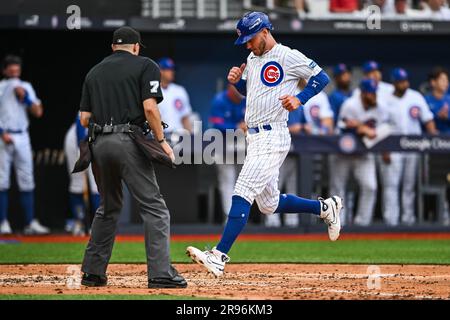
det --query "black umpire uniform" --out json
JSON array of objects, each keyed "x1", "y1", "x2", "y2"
[{"x1": 78, "y1": 27, "x2": 186, "y2": 289}]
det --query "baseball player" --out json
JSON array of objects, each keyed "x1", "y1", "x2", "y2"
[
  {"x1": 330, "y1": 79, "x2": 386, "y2": 227},
  {"x1": 157, "y1": 58, "x2": 193, "y2": 138},
  {"x1": 353, "y1": 61, "x2": 394, "y2": 104},
  {"x1": 328, "y1": 63, "x2": 353, "y2": 125},
  {"x1": 0, "y1": 55, "x2": 49, "y2": 235},
  {"x1": 425, "y1": 67, "x2": 450, "y2": 134},
  {"x1": 63, "y1": 114, "x2": 100, "y2": 235},
  {"x1": 379, "y1": 68, "x2": 437, "y2": 226},
  {"x1": 209, "y1": 83, "x2": 246, "y2": 219},
  {"x1": 186, "y1": 12, "x2": 343, "y2": 277}
]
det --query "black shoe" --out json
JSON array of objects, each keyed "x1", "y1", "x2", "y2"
[
  {"x1": 148, "y1": 275, "x2": 187, "y2": 288},
  {"x1": 81, "y1": 273, "x2": 108, "y2": 287}
]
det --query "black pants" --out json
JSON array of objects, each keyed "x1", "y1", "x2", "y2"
[{"x1": 81, "y1": 133, "x2": 178, "y2": 279}]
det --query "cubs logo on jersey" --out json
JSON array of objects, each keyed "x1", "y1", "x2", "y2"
[
  {"x1": 260, "y1": 61, "x2": 284, "y2": 87},
  {"x1": 409, "y1": 106, "x2": 421, "y2": 119},
  {"x1": 309, "y1": 105, "x2": 320, "y2": 120},
  {"x1": 174, "y1": 98, "x2": 184, "y2": 111}
]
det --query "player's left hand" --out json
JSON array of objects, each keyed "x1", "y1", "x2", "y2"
[
  {"x1": 14, "y1": 86, "x2": 26, "y2": 102},
  {"x1": 279, "y1": 95, "x2": 301, "y2": 111}
]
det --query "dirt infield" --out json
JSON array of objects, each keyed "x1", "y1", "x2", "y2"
[{"x1": 1, "y1": 264, "x2": 449, "y2": 300}]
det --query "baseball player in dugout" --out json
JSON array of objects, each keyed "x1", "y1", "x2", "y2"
[
  {"x1": 76, "y1": 26, "x2": 187, "y2": 289},
  {"x1": 379, "y1": 68, "x2": 438, "y2": 226},
  {"x1": 0, "y1": 55, "x2": 49, "y2": 235},
  {"x1": 187, "y1": 12, "x2": 343, "y2": 277},
  {"x1": 157, "y1": 57, "x2": 193, "y2": 139}
]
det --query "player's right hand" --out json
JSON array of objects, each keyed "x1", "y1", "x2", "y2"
[
  {"x1": 1, "y1": 133, "x2": 13, "y2": 145},
  {"x1": 161, "y1": 140, "x2": 175, "y2": 162},
  {"x1": 228, "y1": 63, "x2": 246, "y2": 84}
]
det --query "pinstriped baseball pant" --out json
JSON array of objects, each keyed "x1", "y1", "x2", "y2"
[{"x1": 234, "y1": 124, "x2": 291, "y2": 214}]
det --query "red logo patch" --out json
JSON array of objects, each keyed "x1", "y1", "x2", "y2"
[
  {"x1": 409, "y1": 106, "x2": 420, "y2": 119},
  {"x1": 174, "y1": 99, "x2": 184, "y2": 111}
]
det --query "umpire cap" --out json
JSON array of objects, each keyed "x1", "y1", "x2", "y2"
[
  {"x1": 234, "y1": 12, "x2": 273, "y2": 45},
  {"x1": 112, "y1": 26, "x2": 146, "y2": 48}
]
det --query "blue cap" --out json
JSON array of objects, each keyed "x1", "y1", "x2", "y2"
[
  {"x1": 360, "y1": 78, "x2": 378, "y2": 93},
  {"x1": 158, "y1": 57, "x2": 176, "y2": 70},
  {"x1": 333, "y1": 63, "x2": 349, "y2": 77},
  {"x1": 362, "y1": 60, "x2": 380, "y2": 73},
  {"x1": 234, "y1": 12, "x2": 273, "y2": 45},
  {"x1": 391, "y1": 68, "x2": 409, "y2": 82}
]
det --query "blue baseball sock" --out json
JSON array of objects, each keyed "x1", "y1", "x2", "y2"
[
  {"x1": 69, "y1": 193, "x2": 85, "y2": 220},
  {"x1": 19, "y1": 191, "x2": 35, "y2": 225},
  {"x1": 0, "y1": 191, "x2": 8, "y2": 222},
  {"x1": 275, "y1": 194, "x2": 320, "y2": 215},
  {"x1": 216, "y1": 196, "x2": 251, "y2": 254},
  {"x1": 90, "y1": 193, "x2": 101, "y2": 212}
]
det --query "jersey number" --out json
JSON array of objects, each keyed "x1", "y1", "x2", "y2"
[{"x1": 150, "y1": 81, "x2": 159, "y2": 93}]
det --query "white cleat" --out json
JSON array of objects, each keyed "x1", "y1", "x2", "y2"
[
  {"x1": 319, "y1": 196, "x2": 343, "y2": 241},
  {"x1": 24, "y1": 219, "x2": 50, "y2": 235},
  {"x1": 0, "y1": 220, "x2": 12, "y2": 235},
  {"x1": 186, "y1": 246, "x2": 230, "y2": 277}
]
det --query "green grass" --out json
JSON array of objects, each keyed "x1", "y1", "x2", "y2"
[
  {"x1": 0, "y1": 294, "x2": 205, "y2": 300},
  {"x1": 0, "y1": 240, "x2": 449, "y2": 264}
]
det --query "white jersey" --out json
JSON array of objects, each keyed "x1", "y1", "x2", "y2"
[
  {"x1": 301, "y1": 91, "x2": 334, "y2": 134},
  {"x1": 383, "y1": 88, "x2": 433, "y2": 135},
  {"x1": 0, "y1": 78, "x2": 38, "y2": 132},
  {"x1": 338, "y1": 94, "x2": 388, "y2": 132},
  {"x1": 158, "y1": 83, "x2": 192, "y2": 132},
  {"x1": 242, "y1": 43, "x2": 322, "y2": 128}
]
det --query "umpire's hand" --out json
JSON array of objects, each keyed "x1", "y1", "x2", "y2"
[
  {"x1": 161, "y1": 140, "x2": 175, "y2": 162},
  {"x1": 228, "y1": 63, "x2": 246, "y2": 84}
]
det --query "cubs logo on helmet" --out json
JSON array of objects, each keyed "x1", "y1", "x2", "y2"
[
  {"x1": 409, "y1": 106, "x2": 420, "y2": 119},
  {"x1": 260, "y1": 61, "x2": 284, "y2": 87}
]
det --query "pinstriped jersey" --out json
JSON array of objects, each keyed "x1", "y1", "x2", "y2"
[
  {"x1": 242, "y1": 43, "x2": 322, "y2": 128},
  {"x1": 0, "y1": 78, "x2": 38, "y2": 131}
]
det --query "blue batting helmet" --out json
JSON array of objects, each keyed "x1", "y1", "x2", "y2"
[{"x1": 234, "y1": 12, "x2": 273, "y2": 45}]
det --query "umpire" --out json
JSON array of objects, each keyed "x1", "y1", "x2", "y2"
[{"x1": 78, "y1": 26, "x2": 187, "y2": 289}]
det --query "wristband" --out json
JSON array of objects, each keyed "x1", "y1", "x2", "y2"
[
  {"x1": 23, "y1": 90, "x2": 33, "y2": 108},
  {"x1": 158, "y1": 137, "x2": 166, "y2": 143}
]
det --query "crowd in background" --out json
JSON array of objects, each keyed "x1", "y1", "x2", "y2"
[{"x1": 262, "y1": 0, "x2": 450, "y2": 19}]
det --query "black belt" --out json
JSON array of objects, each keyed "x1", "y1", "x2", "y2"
[{"x1": 91, "y1": 123, "x2": 139, "y2": 134}]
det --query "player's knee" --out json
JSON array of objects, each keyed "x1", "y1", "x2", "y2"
[{"x1": 256, "y1": 200, "x2": 277, "y2": 215}]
